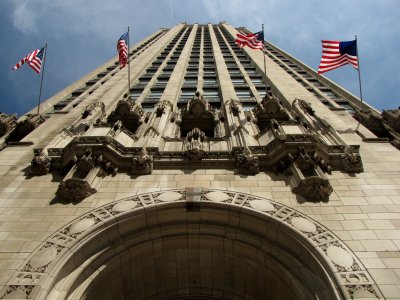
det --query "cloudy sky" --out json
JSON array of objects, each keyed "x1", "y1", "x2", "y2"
[{"x1": 1, "y1": 0, "x2": 399, "y2": 116}]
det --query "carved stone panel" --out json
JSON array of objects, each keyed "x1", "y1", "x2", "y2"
[
  {"x1": 180, "y1": 92, "x2": 217, "y2": 137},
  {"x1": 30, "y1": 150, "x2": 51, "y2": 176},
  {"x1": 236, "y1": 147, "x2": 259, "y2": 175},
  {"x1": 0, "y1": 112, "x2": 17, "y2": 138},
  {"x1": 56, "y1": 178, "x2": 97, "y2": 203},
  {"x1": 107, "y1": 99, "x2": 144, "y2": 134}
]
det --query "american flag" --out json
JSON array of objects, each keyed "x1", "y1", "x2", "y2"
[
  {"x1": 117, "y1": 32, "x2": 129, "y2": 68},
  {"x1": 12, "y1": 47, "x2": 45, "y2": 74},
  {"x1": 318, "y1": 40, "x2": 358, "y2": 74},
  {"x1": 235, "y1": 31, "x2": 265, "y2": 51}
]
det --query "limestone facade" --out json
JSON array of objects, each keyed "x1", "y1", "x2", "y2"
[{"x1": 0, "y1": 23, "x2": 399, "y2": 299}]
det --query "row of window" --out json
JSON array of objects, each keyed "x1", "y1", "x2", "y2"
[
  {"x1": 48, "y1": 29, "x2": 169, "y2": 117},
  {"x1": 263, "y1": 43, "x2": 356, "y2": 114}
]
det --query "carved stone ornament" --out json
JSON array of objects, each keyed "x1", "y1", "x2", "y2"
[
  {"x1": 82, "y1": 101, "x2": 105, "y2": 119},
  {"x1": 296, "y1": 98, "x2": 315, "y2": 116},
  {"x1": 382, "y1": 108, "x2": 400, "y2": 132},
  {"x1": 184, "y1": 128, "x2": 207, "y2": 161},
  {"x1": 107, "y1": 99, "x2": 144, "y2": 134},
  {"x1": 236, "y1": 146, "x2": 259, "y2": 175},
  {"x1": 251, "y1": 88, "x2": 290, "y2": 131},
  {"x1": 342, "y1": 146, "x2": 363, "y2": 173},
  {"x1": 292, "y1": 176, "x2": 333, "y2": 202},
  {"x1": 229, "y1": 99, "x2": 241, "y2": 115},
  {"x1": 0, "y1": 112, "x2": 17, "y2": 138},
  {"x1": 132, "y1": 147, "x2": 153, "y2": 174},
  {"x1": 180, "y1": 91, "x2": 217, "y2": 137},
  {"x1": 56, "y1": 178, "x2": 97, "y2": 203},
  {"x1": 76, "y1": 148, "x2": 95, "y2": 176},
  {"x1": 155, "y1": 100, "x2": 172, "y2": 117},
  {"x1": 7, "y1": 113, "x2": 45, "y2": 142},
  {"x1": 289, "y1": 148, "x2": 333, "y2": 201},
  {"x1": 30, "y1": 150, "x2": 51, "y2": 176}
]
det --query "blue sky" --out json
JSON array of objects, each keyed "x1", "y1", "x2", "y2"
[{"x1": 1, "y1": 0, "x2": 399, "y2": 116}]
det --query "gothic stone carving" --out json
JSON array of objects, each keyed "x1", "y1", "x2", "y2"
[
  {"x1": 107, "y1": 99, "x2": 144, "y2": 134},
  {"x1": 0, "y1": 112, "x2": 17, "y2": 138},
  {"x1": 341, "y1": 146, "x2": 363, "y2": 173},
  {"x1": 253, "y1": 93, "x2": 290, "y2": 131},
  {"x1": 82, "y1": 101, "x2": 105, "y2": 119},
  {"x1": 289, "y1": 148, "x2": 333, "y2": 202},
  {"x1": 184, "y1": 128, "x2": 207, "y2": 161},
  {"x1": 132, "y1": 148, "x2": 153, "y2": 174},
  {"x1": 30, "y1": 150, "x2": 51, "y2": 176},
  {"x1": 382, "y1": 108, "x2": 400, "y2": 132},
  {"x1": 7, "y1": 114, "x2": 45, "y2": 142},
  {"x1": 155, "y1": 100, "x2": 173, "y2": 117},
  {"x1": 180, "y1": 91, "x2": 217, "y2": 137},
  {"x1": 236, "y1": 147, "x2": 259, "y2": 175},
  {"x1": 56, "y1": 178, "x2": 97, "y2": 203}
]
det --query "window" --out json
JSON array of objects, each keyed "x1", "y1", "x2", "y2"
[
  {"x1": 131, "y1": 88, "x2": 143, "y2": 99},
  {"x1": 147, "y1": 88, "x2": 164, "y2": 99},
  {"x1": 235, "y1": 87, "x2": 253, "y2": 100},
  {"x1": 203, "y1": 88, "x2": 219, "y2": 99},
  {"x1": 231, "y1": 77, "x2": 245, "y2": 85},
  {"x1": 256, "y1": 87, "x2": 267, "y2": 98},
  {"x1": 181, "y1": 88, "x2": 196, "y2": 99},
  {"x1": 203, "y1": 77, "x2": 217, "y2": 85}
]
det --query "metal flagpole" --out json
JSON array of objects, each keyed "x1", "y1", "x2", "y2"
[
  {"x1": 262, "y1": 24, "x2": 267, "y2": 90},
  {"x1": 355, "y1": 35, "x2": 364, "y2": 112},
  {"x1": 37, "y1": 42, "x2": 48, "y2": 115},
  {"x1": 127, "y1": 27, "x2": 131, "y2": 93}
]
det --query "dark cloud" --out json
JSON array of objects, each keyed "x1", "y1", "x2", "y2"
[{"x1": 1, "y1": 0, "x2": 399, "y2": 115}]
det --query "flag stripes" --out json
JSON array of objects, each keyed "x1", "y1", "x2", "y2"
[
  {"x1": 318, "y1": 40, "x2": 358, "y2": 74},
  {"x1": 235, "y1": 31, "x2": 265, "y2": 51},
  {"x1": 117, "y1": 32, "x2": 129, "y2": 68},
  {"x1": 12, "y1": 47, "x2": 45, "y2": 74}
]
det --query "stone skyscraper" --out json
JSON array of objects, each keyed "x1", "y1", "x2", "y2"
[{"x1": 0, "y1": 23, "x2": 399, "y2": 299}]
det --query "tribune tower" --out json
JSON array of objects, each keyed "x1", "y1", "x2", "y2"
[{"x1": 0, "y1": 23, "x2": 399, "y2": 299}]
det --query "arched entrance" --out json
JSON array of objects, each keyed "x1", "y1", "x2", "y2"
[{"x1": 1, "y1": 189, "x2": 381, "y2": 299}]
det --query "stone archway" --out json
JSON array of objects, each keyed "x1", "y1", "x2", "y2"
[{"x1": 1, "y1": 188, "x2": 382, "y2": 299}]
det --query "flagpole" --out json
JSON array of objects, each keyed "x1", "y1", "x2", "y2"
[
  {"x1": 127, "y1": 27, "x2": 131, "y2": 94},
  {"x1": 37, "y1": 43, "x2": 48, "y2": 115},
  {"x1": 355, "y1": 35, "x2": 364, "y2": 113},
  {"x1": 262, "y1": 24, "x2": 267, "y2": 91}
]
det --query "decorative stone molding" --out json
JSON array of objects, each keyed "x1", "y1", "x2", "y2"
[
  {"x1": 341, "y1": 146, "x2": 363, "y2": 173},
  {"x1": 155, "y1": 100, "x2": 173, "y2": 117},
  {"x1": 184, "y1": 127, "x2": 207, "y2": 161},
  {"x1": 0, "y1": 189, "x2": 383, "y2": 300},
  {"x1": 0, "y1": 112, "x2": 17, "y2": 138},
  {"x1": 30, "y1": 149, "x2": 51, "y2": 176},
  {"x1": 288, "y1": 148, "x2": 333, "y2": 202},
  {"x1": 229, "y1": 99, "x2": 241, "y2": 115},
  {"x1": 382, "y1": 108, "x2": 400, "y2": 132},
  {"x1": 180, "y1": 91, "x2": 217, "y2": 137},
  {"x1": 7, "y1": 114, "x2": 45, "y2": 142},
  {"x1": 236, "y1": 146, "x2": 259, "y2": 174},
  {"x1": 354, "y1": 107, "x2": 400, "y2": 149},
  {"x1": 132, "y1": 147, "x2": 153, "y2": 174},
  {"x1": 252, "y1": 93, "x2": 290, "y2": 131},
  {"x1": 56, "y1": 177, "x2": 97, "y2": 203},
  {"x1": 82, "y1": 101, "x2": 105, "y2": 119},
  {"x1": 107, "y1": 99, "x2": 145, "y2": 134},
  {"x1": 55, "y1": 148, "x2": 118, "y2": 202}
]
